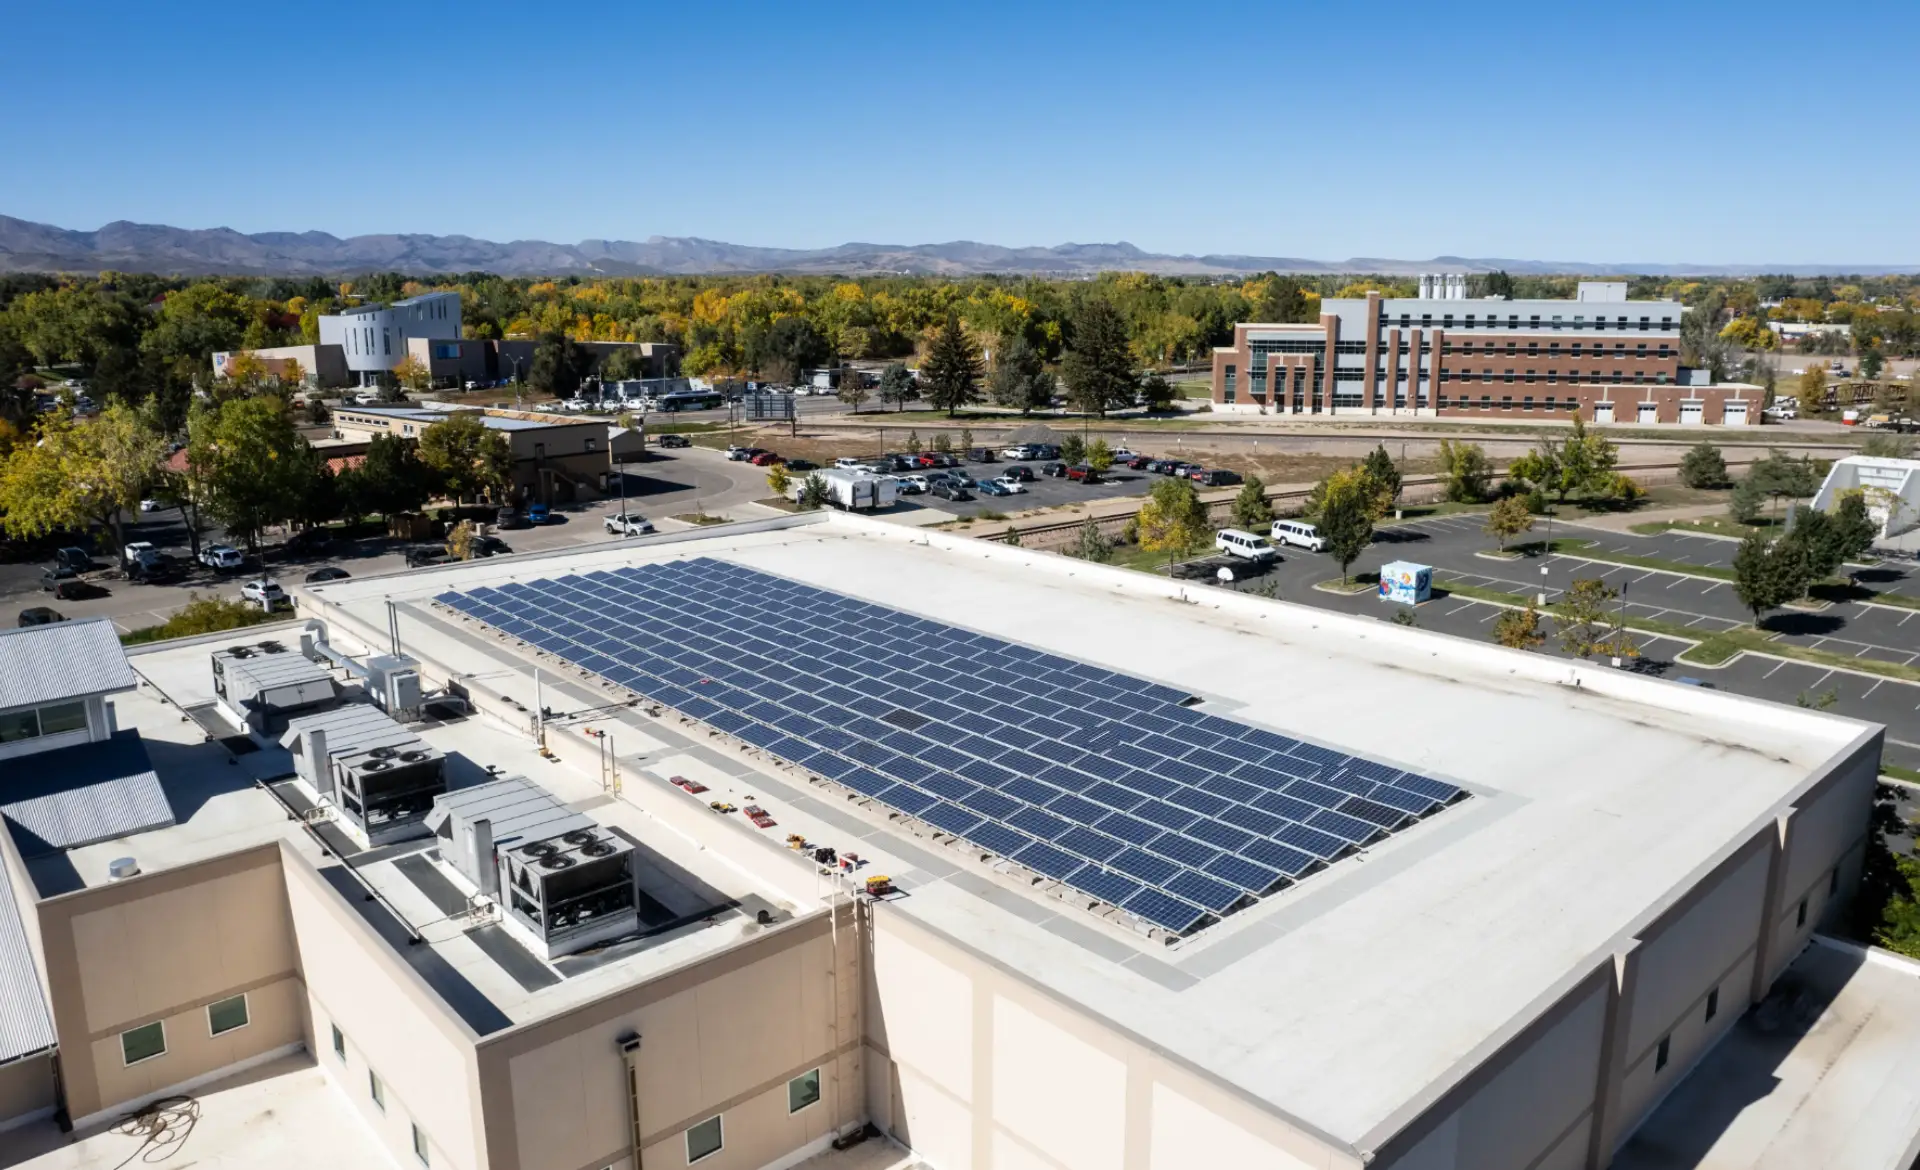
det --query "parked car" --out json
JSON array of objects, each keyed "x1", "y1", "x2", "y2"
[
  {"x1": 1124, "y1": 454, "x2": 1153, "y2": 470},
  {"x1": 1215, "y1": 529, "x2": 1276, "y2": 562},
  {"x1": 123, "y1": 541, "x2": 160, "y2": 567},
  {"x1": 913, "y1": 452, "x2": 938, "y2": 468},
  {"x1": 405, "y1": 546, "x2": 451, "y2": 568},
  {"x1": 1192, "y1": 468, "x2": 1242, "y2": 487},
  {"x1": 998, "y1": 465, "x2": 1034, "y2": 482},
  {"x1": 17, "y1": 607, "x2": 64, "y2": 627},
  {"x1": 1270, "y1": 519, "x2": 1328, "y2": 552},
  {"x1": 835, "y1": 456, "x2": 867, "y2": 470},
  {"x1": 1040, "y1": 461, "x2": 1068, "y2": 478},
  {"x1": 472, "y1": 535, "x2": 513, "y2": 557},
  {"x1": 1065, "y1": 464, "x2": 1098, "y2": 482},
  {"x1": 604, "y1": 513, "x2": 656, "y2": 536},
  {"x1": 495, "y1": 507, "x2": 528, "y2": 529},
  {"x1": 199, "y1": 544, "x2": 244, "y2": 571},
  {"x1": 930, "y1": 481, "x2": 973, "y2": 501},
  {"x1": 931, "y1": 452, "x2": 960, "y2": 468},
  {"x1": 304, "y1": 567, "x2": 351, "y2": 583},
  {"x1": 240, "y1": 579, "x2": 288, "y2": 606},
  {"x1": 283, "y1": 528, "x2": 340, "y2": 556},
  {"x1": 725, "y1": 445, "x2": 753, "y2": 461},
  {"x1": 978, "y1": 480, "x2": 1012, "y2": 497},
  {"x1": 785, "y1": 458, "x2": 820, "y2": 472},
  {"x1": 992, "y1": 476, "x2": 1028, "y2": 494},
  {"x1": 129, "y1": 556, "x2": 184, "y2": 585},
  {"x1": 1001, "y1": 445, "x2": 1034, "y2": 460},
  {"x1": 967, "y1": 447, "x2": 997, "y2": 463},
  {"x1": 945, "y1": 475, "x2": 978, "y2": 490},
  {"x1": 898, "y1": 475, "x2": 930, "y2": 495},
  {"x1": 138, "y1": 498, "x2": 163, "y2": 512},
  {"x1": 54, "y1": 547, "x2": 92, "y2": 574},
  {"x1": 43, "y1": 574, "x2": 101, "y2": 601},
  {"x1": 887, "y1": 454, "x2": 917, "y2": 472},
  {"x1": 657, "y1": 433, "x2": 692, "y2": 449},
  {"x1": 527, "y1": 503, "x2": 551, "y2": 525},
  {"x1": 749, "y1": 451, "x2": 783, "y2": 467}
]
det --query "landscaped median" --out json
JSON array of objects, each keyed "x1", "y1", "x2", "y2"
[{"x1": 1428, "y1": 575, "x2": 1920, "y2": 682}]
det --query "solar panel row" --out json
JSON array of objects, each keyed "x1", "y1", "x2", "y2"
[{"x1": 436, "y1": 557, "x2": 1465, "y2": 935}]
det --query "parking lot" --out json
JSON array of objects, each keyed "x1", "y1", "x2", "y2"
[
  {"x1": 910, "y1": 456, "x2": 1179, "y2": 518},
  {"x1": 1187, "y1": 514, "x2": 1920, "y2": 770}
]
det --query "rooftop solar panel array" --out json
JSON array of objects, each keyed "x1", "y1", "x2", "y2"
[{"x1": 435, "y1": 557, "x2": 1466, "y2": 936}]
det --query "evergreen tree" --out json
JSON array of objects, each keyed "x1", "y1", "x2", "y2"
[
  {"x1": 878, "y1": 363, "x2": 918, "y2": 411},
  {"x1": 1230, "y1": 476, "x2": 1273, "y2": 530},
  {"x1": 1732, "y1": 533, "x2": 1809, "y2": 628},
  {"x1": 1679, "y1": 442, "x2": 1729, "y2": 489},
  {"x1": 1359, "y1": 444, "x2": 1402, "y2": 505},
  {"x1": 989, "y1": 334, "x2": 1049, "y2": 414},
  {"x1": 1060, "y1": 299, "x2": 1138, "y2": 417},
  {"x1": 921, "y1": 316, "x2": 981, "y2": 417}
]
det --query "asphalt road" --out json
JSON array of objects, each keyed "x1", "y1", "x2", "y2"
[{"x1": 1188, "y1": 515, "x2": 1920, "y2": 769}]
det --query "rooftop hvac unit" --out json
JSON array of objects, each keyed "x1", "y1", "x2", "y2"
[
  {"x1": 256, "y1": 640, "x2": 286, "y2": 654},
  {"x1": 331, "y1": 743, "x2": 446, "y2": 847}
]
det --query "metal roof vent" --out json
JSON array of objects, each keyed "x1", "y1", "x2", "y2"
[{"x1": 108, "y1": 857, "x2": 140, "y2": 880}]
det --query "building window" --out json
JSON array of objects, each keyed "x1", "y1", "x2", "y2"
[
  {"x1": 208, "y1": 994, "x2": 249, "y2": 1036},
  {"x1": 1501, "y1": 396, "x2": 1513, "y2": 410},
  {"x1": 121, "y1": 1021, "x2": 166, "y2": 1067},
  {"x1": 686, "y1": 1115, "x2": 723, "y2": 1163},
  {"x1": 585, "y1": 438, "x2": 597, "y2": 453},
  {"x1": 1223, "y1": 365, "x2": 1236, "y2": 402},
  {"x1": 332, "y1": 1024, "x2": 346, "y2": 1060},
  {"x1": 370, "y1": 1071, "x2": 386, "y2": 1112},
  {"x1": 0, "y1": 699, "x2": 89, "y2": 744},
  {"x1": 1523, "y1": 396, "x2": 1534, "y2": 411},
  {"x1": 1655, "y1": 1035, "x2": 1671, "y2": 1072},
  {"x1": 1705, "y1": 987, "x2": 1720, "y2": 1023},
  {"x1": 1797, "y1": 898, "x2": 1808, "y2": 928},
  {"x1": 1480, "y1": 395, "x2": 1492, "y2": 409},
  {"x1": 789, "y1": 1068, "x2": 822, "y2": 1113},
  {"x1": 1503, "y1": 370, "x2": 1515, "y2": 384},
  {"x1": 412, "y1": 1123, "x2": 431, "y2": 1166},
  {"x1": 1830, "y1": 868, "x2": 1841, "y2": 896}
]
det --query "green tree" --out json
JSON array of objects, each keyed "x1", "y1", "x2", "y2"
[
  {"x1": 1732, "y1": 532, "x2": 1809, "y2": 628},
  {"x1": 1318, "y1": 467, "x2": 1377, "y2": 584},
  {"x1": 1073, "y1": 515, "x2": 1113, "y2": 563},
  {"x1": 1137, "y1": 476, "x2": 1209, "y2": 576},
  {"x1": 1484, "y1": 495, "x2": 1535, "y2": 551},
  {"x1": 798, "y1": 472, "x2": 830, "y2": 510},
  {"x1": 747, "y1": 316, "x2": 831, "y2": 385},
  {"x1": 1679, "y1": 442, "x2": 1730, "y2": 489},
  {"x1": 418, "y1": 413, "x2": 495, "y2": 502},
  {"x1": 1861, "y1": 433, "x2": 1916, "y2": 459},
  {"x1": 1557, "y1": 577, "x2": 1638, "y2": 660},
  {"x1": 0, "y1": 402, "x2": 168, "y2": 569},
  {"x1": 1060, "y1": 299, "x2": 1138, "y2": 417},
  {"x1": 989, "y1": 335, "x2": 1052, "y2": 414},
  {"x1": 190, "y1": 395, "x2": 309, "y2": 556},
  {"x1": 1231, "y1": 475, "x2": 1273, "y2": 530},
  {"x1": 1492, "y1": 604, "x2": 1545, "y2": 651},
  {"x1": 1060, "y1": 434, "x2": 1086, "y2": 466},
  {"x1": 1862, "y1": 349, "x2": 1885, "y2": 380},
  {"x1": 1140, "y1": 374, "x2": 1176, "y2": 413},
  {"x1": 1086, "y1": 438, "x2": 1114, "y2": 477},
  {"x1": 921, "y1": 316, "x2": 981, "y2": 417},
  {"x1": 766, "y1": 463, "x2": 792, "y2": 496},
  {"x1": 836, "y1": 370, "x2": 870, "y2": 413},
  {"x1": 1729, "y1": 475, "x2": 1766, "y2": 524},
  {"x1": 1360, "y1": 444, "x2": 1402, "y2": 506},
  {"x1": 1831, "y1": 490, "x2": 1879, "y2": 561},
  {"x1": 342, "y1": 433, "x2": 431, "y2": 519},
  {"x1": 529, "y1": 331, "x2": 592, "y2": 397},
  {"x1": 1798, "y1": 366, "x2": 1828, "y2": 413},
  {"x1": 447, "y1": 519, "x2": 478, "y2": 561},
  {"x1": 1437, "y1": 439, "x2": 1493, "y2": 503},
  {"x1": 393, "y1": 353, "x2": 432, "y2": 393},
  {"x1": 878, "y1": 363, "x2": 918, "y2": 411}
]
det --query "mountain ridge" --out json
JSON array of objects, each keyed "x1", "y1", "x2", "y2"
[{"x1": 0, "y1": 215, "x2": 1909, "y2": 279}]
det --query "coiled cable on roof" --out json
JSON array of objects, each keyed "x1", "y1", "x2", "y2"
[{"x1": 109, "y1": 1094, "x2": 199, "y2": 1168}]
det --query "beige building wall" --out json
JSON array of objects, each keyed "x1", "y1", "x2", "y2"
[
  {"x1": 0, "y1": 1054, "x2": 56, "y2": 1130},
  {"x1": 282, "y1": 843, "x2": 484, "y2": 1170},
  {"x1": 863, "y1": 908, "x2": 1361, "y2": 1170},
  {"x1": 473, "y1": 908, "x2": 860, "y2": 1170},
  {"x1": 32, "y1": 844, "x2": 302, "y2": 1124}
]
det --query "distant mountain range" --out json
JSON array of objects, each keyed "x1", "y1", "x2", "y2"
[{"x1": 0, "y1": 215, "x2": 1910, "y2": 279}]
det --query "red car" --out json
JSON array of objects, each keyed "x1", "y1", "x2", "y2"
[
  {"x1": 1125, "y1": 454, "x2": 1153, "y2": 469},
  {"x1": 749, "y1": 451, "x2": 783, "y2": 466},
  {"x1": 1066, "y1": 464, "x2": 1097, "y2": 482},
  {"x1": 915, "y1": 452, "x2": 939, "y2": 468}
]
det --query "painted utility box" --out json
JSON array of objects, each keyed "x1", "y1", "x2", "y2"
[{"x1": 1378, "y1": 561, "x2": 1432, "y2": 605}]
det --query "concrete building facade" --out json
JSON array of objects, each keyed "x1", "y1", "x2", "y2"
[
  {"x1": 1207, "y1": 279, "x2": 1749, "y2": 423},
  {"x1": 319, "y1": 292, "x2": 464, "y2": 386},
  {"x1": 330, "y1": 404, "x2": 646, "y2": 503},
  {"x1": 0, "y1": 515, "x2": 1893, "y2": 1170}
]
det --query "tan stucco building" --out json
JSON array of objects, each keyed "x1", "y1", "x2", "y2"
[
  {"x1": 0, "y1": 514, "x2": 1895, "y2": 1170},
  {"x1": 332, "y1": 404, "x2": 645, "y2": 504}
]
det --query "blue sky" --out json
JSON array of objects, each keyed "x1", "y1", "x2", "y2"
[{"x1": 4, "y1": 0, "x2": 1916, "y2": 266}]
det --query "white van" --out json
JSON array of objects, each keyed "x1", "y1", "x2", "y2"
[
  {"x1": 1214, "y1": 529, "x2": 1276, "y2": 561},
  {"x1": 1271, "y1": 519, "x2": 1327, "y2": 552},
  {"x1": 834, "y1": 456, "x2": 867, "y2": 470}
]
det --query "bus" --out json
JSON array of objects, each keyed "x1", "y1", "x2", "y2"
[{"x1": 650, "y1": 389, "x2": 725, "y2": 412}]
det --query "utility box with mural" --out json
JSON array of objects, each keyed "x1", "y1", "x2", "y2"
[{"x1": 1378, "y1": 561, "x2": 1432, "y2": 605}]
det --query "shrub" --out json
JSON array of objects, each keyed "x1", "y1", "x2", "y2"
[{"x1": 120, "y1": 593, "x2": 280, "y2": 645}]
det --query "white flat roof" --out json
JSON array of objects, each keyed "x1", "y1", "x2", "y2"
[{"x1": 306, "y1": 514, "x2": 1870, "y2": 1149}]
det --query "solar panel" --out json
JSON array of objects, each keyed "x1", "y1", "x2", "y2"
[{"x1": 437, "y1": 555, "x2": 1467, "y2": 938}]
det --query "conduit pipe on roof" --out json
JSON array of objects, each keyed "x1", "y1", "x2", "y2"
[{"x1": 300, "y1": 619, "x2": 369, "y2": 679}]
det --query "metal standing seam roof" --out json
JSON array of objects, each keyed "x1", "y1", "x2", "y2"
[
  {"x1": 222, "y1": 653, "x2": 334, "y2": 690},
  {"x1": 0, "y1": 618, "x2": 135, "y2": 711},
  {"x1": 0, "y1": 732, "x2": 175, "y2": 857},
  {"x1": 0, "y1": 852, "x2": 54, "y2": 1063},
  {"x1": 424, "y1": 775, "x2": 593, "y2": 847},
  {"x1": 279, "y1": 704, "x2": 423, "y2": 759}
]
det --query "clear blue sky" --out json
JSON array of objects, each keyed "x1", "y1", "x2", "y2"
[{"x1": 4, "y1": 0, "x2": 1916, "y2": 266}]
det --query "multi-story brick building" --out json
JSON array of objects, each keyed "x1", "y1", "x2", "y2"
[{"x1": 1209, "y1": 277, "x2": 1759, "y2": 424}]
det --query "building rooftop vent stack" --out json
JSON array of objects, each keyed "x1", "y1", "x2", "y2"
[
  {"x1": 1417, "y1": 274, "x2": 1433, "y2": 299},
  {"x1": 108, "y1": 857, "x2": 139, "y2": 880},
  {"x1": 466, "y1": 816, "x2": 498, "y2": 897},
  {"x1": 308, "y1": 727, "x2": 331, "y2": 796}
]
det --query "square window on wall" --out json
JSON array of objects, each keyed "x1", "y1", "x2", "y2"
[
  {"x1": 412, "y1": 1123, "x2": 431, "y2": 1166},
  {"x1": 370, "y1": 1071, "x2": 386, "y2": 1111},
  {"x1": 686, "y1": 1116, "x2": 723, "y2": 1163},
  {"x1": 207, "y1": 993, "x2": 249, "y2": 1036},
  {"x1": 121, "y1": 1021, "x2": 166, "y2": 1066},
  {"x1": 332, "y1": 1024, "x2": 346, "y2": 1060},
  {"x1": 1655, "y1": 1035, "x2": 1671, "y2": 1072},
  {"x1": 788, "y1": 1068, "x2": 822, "y2": 1113},
  {"x1": 1705, "y1": 987, "x2": 1720, "y2": 1022}
]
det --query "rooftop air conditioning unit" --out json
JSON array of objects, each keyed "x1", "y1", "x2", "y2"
[
  {"x1": 256, "y1": 640, "x2": 286, "y2": 654},
  {"x1": 520, "y1": 841, "x2": 560, "y2": 859},
  {"x1": 539, "y1": 854, "x2": 577, "y2": 870},
  {"x1": 228, "y1": 646, "x2": 255, "y2": 659},
  {"x1": 368, "y1": 746, "x2": 399, "y2": 760}
]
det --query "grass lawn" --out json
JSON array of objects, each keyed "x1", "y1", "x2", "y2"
[
  {"x1": 672, "y1": 513, "x2": 729, "y2": 526},
  {"x1": 1384, "y1": 500, "x2": 1496, "y2": 522},
  {"x1": 1106, "y1": 541, "x2": 1203, "y2": 575},
  {"x1": 1884, "y1": 764, "x2": 1920, "y2": 786}
]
